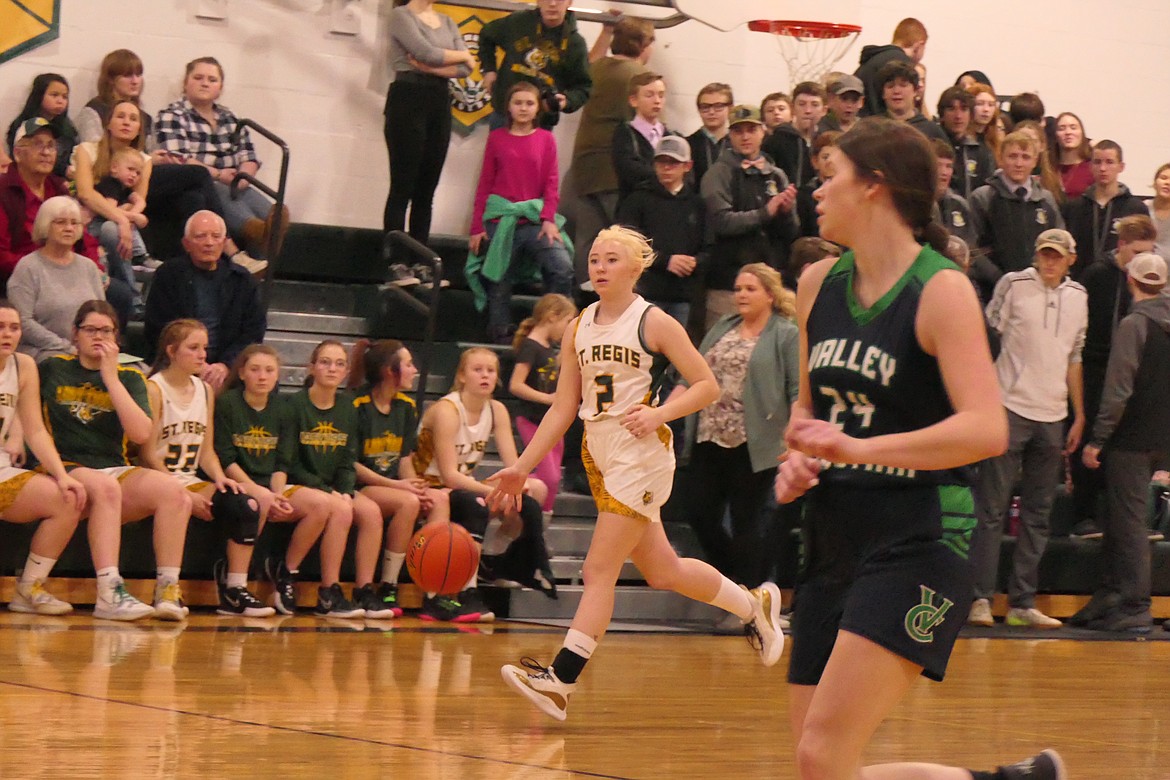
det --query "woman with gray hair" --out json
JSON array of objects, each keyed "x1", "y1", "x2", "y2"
[
  {"x1": 672, "y1": 262, "x2": 800, "y2": 588},
  {"x1": 8, "y1": 196, "x2": 108, "y2": 360}
]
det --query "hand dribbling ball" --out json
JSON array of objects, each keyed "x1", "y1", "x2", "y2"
[{"x1": 406, "y1": 520, "x2": 480, "y2": 595}]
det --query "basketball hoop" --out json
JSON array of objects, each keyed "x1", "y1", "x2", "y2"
[{"x1": 749, "y1": 19, "x2": 862, "y2": 86}]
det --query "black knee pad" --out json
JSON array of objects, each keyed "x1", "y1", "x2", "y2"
[{"x1": 213, "y1": 490, "x2": 260, "y2": 545}]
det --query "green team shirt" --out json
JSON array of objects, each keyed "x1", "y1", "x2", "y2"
[
  {"x1": 353, "y1": 389, "x2": 418, "y2": 479},
  {"x1": 39, "y1": 355, "x2": 150, "y2": 468},
  {"x1": 277, "y1": 388, "x2": 358, "y2": 495},
  {"x1": 214, "y1": 388, "x2": 285, "y2": 480}
]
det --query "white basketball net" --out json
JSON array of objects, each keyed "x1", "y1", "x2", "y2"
[{"x1": 755, "y1": 21, "x2": 862, "y2": 87}]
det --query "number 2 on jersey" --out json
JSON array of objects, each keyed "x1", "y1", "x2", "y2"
[
  {"x1": 594, "y1": 373, "x2": 615, "y2": 415},
  {"x1": 819, "y1": 386, "x2": 875, "y2": 430}
]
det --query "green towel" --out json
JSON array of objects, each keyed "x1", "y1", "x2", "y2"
[{"x1": 465, "y1": 195, "x2": 573, "y2": 311}]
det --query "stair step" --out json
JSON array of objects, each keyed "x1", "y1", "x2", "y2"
[
  {"x1": 268, "y1": 310, "x2": 370, "y2": 335},
  {"x1": 504, "y1": 584, "x2": 725, "y2": 623},
  {"x1": 265, "y1": 333, "x2": 358, "y2": 366}
]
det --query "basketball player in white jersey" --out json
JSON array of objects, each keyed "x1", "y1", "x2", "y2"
[
  {"x1": 145, "y1": 319, "x2": 272, "y2": 617},
  {"x1": 0, "y1": 300, "x2": 88, "y2": 615},
  {"x1": 489, "y1": 226, "x2": 786, "y2": 721}
]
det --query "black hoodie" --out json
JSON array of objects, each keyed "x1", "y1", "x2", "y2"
[
  {"x1": 762, "y1": 123, "x2": 815, "y2": 190},
  {"x1": 854, "y1": 44, "x2": 911, "y2": 117},
  {"x1": 617, "y1": 179, "x2": 707, "y2": 303},
  {"x1": 1063, "y1": 184, "x2": 1149, "y2": 279}
]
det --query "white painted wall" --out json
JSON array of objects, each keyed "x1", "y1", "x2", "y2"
[{"x1": 3, "y1": 1, "x2": 1168, "y2": 239}]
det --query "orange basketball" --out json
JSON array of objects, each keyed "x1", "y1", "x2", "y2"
[{"x1": 406, "y1": 520, "x2": 480, "y2": 596}]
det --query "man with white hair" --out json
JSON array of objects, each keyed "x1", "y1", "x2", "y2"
[{"x1": 143, "y1": 210, "x2": 265, "y2": 390}]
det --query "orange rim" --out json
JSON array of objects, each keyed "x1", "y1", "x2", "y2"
[{"x1": 748, "y1": 19, "x2": 862, "y2": 39}]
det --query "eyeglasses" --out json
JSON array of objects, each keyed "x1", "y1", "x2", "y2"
[
  {"x1": 51, "y1": 219, "x2": 83, "y2": 227},
  {"x1": 698, "y1": 102, "x2": 731, "y2": 112},
  {"x1": 22, "y1": 141, "x2": 56, "y2": 153},
  {"x1": 78, "y1": 325, "x2": 116, "y2": 337}
]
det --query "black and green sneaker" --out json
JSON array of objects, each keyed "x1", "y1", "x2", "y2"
[
  {"x1": 419, "y1": 593, "x2": 481, "y2": 623},
  {"x1": 314, "y1": 583, "x2": 364, "y2": 619}
]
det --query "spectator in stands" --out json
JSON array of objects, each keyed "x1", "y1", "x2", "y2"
[
  {"x1": 144, "y1": 211, "x2": 266, "y2": 390},
  {"x1": 508, "y1": 295, "x2": 577, "y2": 513},
  {"x1": 968, "y1": 130, "x2": 1064, "y2": 301},
  {"x1": 955, "y1": 70, "x2": 993, "y2": 91},
  {"x1": 760, "y1": 93, "x2": 793, "y2": 134},
  {"x1": 478, "y1": 0, "x2": 591, "y2": 129},
  {"x1": 701, "y1": 105, "x2": 798, "y2": 329},
  {"x1": 8, "y1": 196, "x2": 106, "y2": 360},
  {"x1": 1063, "y1": 140, "x2": 1149, "y2": 279},
  {"x1": 796, "y1": 131, "x2": 840, "y2": 239},
  {"x1": 1008, "y1": 92, "x2": 1045, "y2": 126},
  {"x1": 566, "y1": 16, "x2": 653, "y2": 285},
  {"x1": 5, "y1": 73, "x2": 78, "y2": 180},
  {"x1": 763, "y1": 82, "x2": 825, "y2": 190},
  {"x1": 821, "y1": 74, "x2": 863, "y2": 133},
  {"x1": 854, "y1": 17, "x2": 927, "y2": 117},
  {"x1": 0, "y1": 118, "x2": 70, "y2": 286},
  {"x1": 617, "y1": 136, "x2": 706, "y2": 327},
  {"x1": 383, "y1": 0, "x2": 472, "y2": 244},
  {"x1": 1149, "y1": 164, "x2": 1170, "y2": 260},
  {"x1": 931, "y1": 139, "x2": 976, "y2": 250},
  {"x1": 1014, "y1": 120, "x2": 1065, "y2": 207},
  {"x1": 1069, "y1": 215, "x2": 1157, "y2": 541},
  {"x1": 214, "y1": 345, "x2": 333, "y2": 616},
  {"x1": 1078, "y1": 253, "x2": 1170, "y2": 633},
  {"x1": 1053, "y1": 112, "x2": 1094, "y2": 200},
  {"x1": 913, "y1": 62, "x2": 932, "y2": 120},
  {"x1": 467, "y1": 82, "x2": 573, "y2": 344},
  {"x1": 156, "y1": 57, "x2": 284, "y2": 271},
  {"x1": 969, "y1": 228, "x2": 1087, "y2": 629},
  {"x1": 673, "y1": 263, "x2": 797, "y2": 588},
  {"x1": 78, "y1": 49, "x2": 239, "y2": 264},
  {"x1": 687, "y1": 83, "x2": 733, "y2": 190},
  {"x1": 787, "y1": 236, "x2": 840, "y2": 288},
  {"x1": 277, "y1": 339, "x2": 384, "y2": 619},
  {"x1": 411, "y1": 347, "x2": 555, "y2": 620},
  {"x1": 967, "y1": 82, "x2": 1003, "y2": 156},
  {"x1": 39, "y1": 299, "x2": 194, "y2": 621},
  {"x1": 351, "y1": 339, "x2": 451, "y2": 619},
  {"x1": 612, "y1": 72, "x2": 677, "y2": 205},
  {"x1": 0, "y1": 299, "x2": 89, "y2": 617},
  {"x1": 876, "y1": 61, "x2": 948, "y2": 143},
  {"x1": 144, "y1": 319, "x2": 274, "y2": 618},
  {"x1": 937, "y1": 86, "x2": 994, "y2": 200}
]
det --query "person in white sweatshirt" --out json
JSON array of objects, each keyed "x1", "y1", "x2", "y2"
[{"x1": 969, "y1": 228, "x2": 1088, "y2": 629}]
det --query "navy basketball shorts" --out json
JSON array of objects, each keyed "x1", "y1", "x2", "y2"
[{"x1": 787, "y1": 482, "x2": 976, "y2": 685}]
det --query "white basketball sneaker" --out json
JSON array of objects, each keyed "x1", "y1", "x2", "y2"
[
  {"x1": 501, "y1": 657, "x2": 576, "y2": 721},
  {"x1": 743, "y1": 582, "x2": 785, "y2": 667}
]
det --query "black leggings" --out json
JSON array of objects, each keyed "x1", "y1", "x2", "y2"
[
  {"x1": 448, "y1": 489, "x2": 552, "y2": 590},
  {"x1": 145, "y1": 164, "x2": 224, "y2": 258},
  {"x1": 683, "y1": 441, "x2": 777, "y2": 588},
  {"x1": 382, "y1": 78, "x2": 452, "y2": 242}
]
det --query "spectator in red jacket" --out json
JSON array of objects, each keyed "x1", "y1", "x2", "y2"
[{"x1": 0, "y1": 119, "x2": 69, "y2": 285}]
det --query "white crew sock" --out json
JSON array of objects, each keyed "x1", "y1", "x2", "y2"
[
  {"x1": 709, "y1": 576, "x2": 754, "y2": 622},
  {"x1": 383, "y1": 550, "x2": 405, "y2": 583},
  {"x1": 19, "y1": 553, "x2": 55, "y2": 584}
]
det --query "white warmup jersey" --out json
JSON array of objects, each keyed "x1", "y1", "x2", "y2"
[
  {"x1": 420, "y1": 391, "x2": 493, "y2": 484},
  {"x1": 149, "y1": 374, "x2": 209, "y2": 486},
  {"x1": 574, "y1": 295, "x2": 665, "y2": 422},
  {"x1": 0, "y1": 357, "x2": 20, "y2": 471}
]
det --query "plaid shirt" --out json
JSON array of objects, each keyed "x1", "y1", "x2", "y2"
[{"x1": 155, "y1": 98, "x2": 258, "y2": 169}]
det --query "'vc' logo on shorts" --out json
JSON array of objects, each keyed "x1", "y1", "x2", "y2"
[{"x1": 904, "y1": 585, "x2": 954, "y2": 644}]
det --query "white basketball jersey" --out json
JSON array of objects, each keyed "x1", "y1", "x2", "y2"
[
  {"x1": 422, "y1": 391, "x2": 493, "y2": 482},
  {"x1": 574, "y1": 295, "x2": 664, "y2": 422},
  {"x1": 149, "y1": 374, "x2": 209, "y2": 482},
  {"x1": 0, "y1": 357, "x2": 19, "y2": 465}
]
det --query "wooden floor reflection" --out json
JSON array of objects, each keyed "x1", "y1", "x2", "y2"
[{"x1": 0, "y1": 613, "x2": 1166, "y2": 779}]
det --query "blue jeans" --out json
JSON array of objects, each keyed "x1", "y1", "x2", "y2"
[
  {"x1": 212, "y1": 181, "x2": 271, "y2": 239},
  {"x1": 90, "y1": 219, "x2": 145, "y2": 291},
  {"x1": 484, "y1": 221, "x2": 573, "y2": 338}
]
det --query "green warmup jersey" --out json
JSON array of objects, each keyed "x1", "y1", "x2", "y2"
[
  {"x1": 39, "y1": 355, "x2": 150, "y2": 468},
  {"x1": 214, "y1": 388, "x2": 285, "y2": 480},
  {"x1": 806, "y1": 247, "x2": 971, "y2": 488},
  {"x1": 352, "y1": 390, "x2": 418, "y2": 478},
  {"x1": 277, "y1": 389, "x2": 358, "y2": 495}
]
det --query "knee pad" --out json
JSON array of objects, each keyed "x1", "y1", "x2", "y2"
[{"x1": 213, "y1": 490, "x2": 260, "y2": 545}]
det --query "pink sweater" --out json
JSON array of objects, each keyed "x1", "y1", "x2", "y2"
[{"x1": 471, "y1": 128, "x2": 560, "y2": 234}]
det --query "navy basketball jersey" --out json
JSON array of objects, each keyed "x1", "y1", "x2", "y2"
[{"x1": 805, "y1": 248, "x2": 968, "y2": 487}]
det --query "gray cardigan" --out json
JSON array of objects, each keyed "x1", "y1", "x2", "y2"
[{"x1": 682, "y1": 311, "x2": 800, "y2": 472}]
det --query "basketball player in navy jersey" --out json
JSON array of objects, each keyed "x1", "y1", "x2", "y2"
[{"x1": 774, "y1": 118, "x2": 1066, "y2": 779}]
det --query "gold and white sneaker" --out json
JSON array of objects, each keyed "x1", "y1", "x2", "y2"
[
  {"x1": 501, "y1": 657, "x2": 576, "y2": 722},
  {"x1": 10, "y1": 580, "x2": 73, "y2": 615},
  {"x1": 153, "y1": 581, "x2": 190, "y2": 621},
  {"x1": 743, "y1": 582, "x2": 785, "y2": 667}
]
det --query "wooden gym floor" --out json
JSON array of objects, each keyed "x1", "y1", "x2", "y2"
[{"x1": 0, "y1": 612, "x2": 1166, "y2": 779}]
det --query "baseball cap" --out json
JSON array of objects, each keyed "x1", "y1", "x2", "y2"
[
  {"x1": 830, "y1": 74, "x2": 864, "y2": 96},
  {"x1": 13, "y1": 117, "x2": 59, "y2": 145},
  {"x1": 728, "y1": 105, "x2": 764, "y2": 127},
  {"x1": 1127, "y1": 252, "x2": 1168, "y2": 286},
  {"x1": 653, "y1": 135, "x2": 691, "y2": 163},
  {"x1": 1034, "y1": 228, "x2": 1076, "y2": 257}
]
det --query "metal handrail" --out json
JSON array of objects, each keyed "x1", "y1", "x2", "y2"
[
  {"x1": 229, "y1": 118, "x2": 290, "y2": 300},
  {"x1": 384, "y1": 231, "x2": 443, "y2": 409}
]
